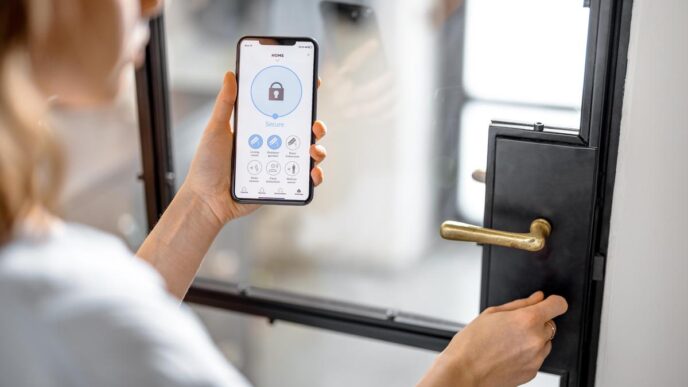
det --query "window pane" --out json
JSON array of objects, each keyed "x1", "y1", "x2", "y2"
[
  {"x1": 56, "y1": 68, "x2": 147, "y2": 249},
  {"x1": 464, "y1": 0, "x2": 589, "y2": 122},
  {"x1": 456, "y1": 0, "x2": 589, "y2": 222},
  {"x1": 194, "y1": 305, "x2": 561, "y2": 387},
  {"x1": 194, "y1": 305, "x2": 436, "y2": 386},
  {"x1": 164, "y1": 0, "x2": 590, "y2": 324},
  {"x1": 166, "y1": 0, "x2": 477, "y2": 323}
]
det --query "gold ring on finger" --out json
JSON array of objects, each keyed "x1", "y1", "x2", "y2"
[{"x1": 545, "y1": 320, "x2": 557, "y2": 341}]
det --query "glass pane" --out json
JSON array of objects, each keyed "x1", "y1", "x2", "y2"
[
  {"x1": 164, "y1": 0, "x2": 590, "y2": 323},
  {"x1": 464, "y1": 0, "x2": 590, "y2": 123},
  {"x1": 194, "y1": 305, "x2": 561, "y2": 387},
  {"x1": 55, "y1": 68, "x2": 147, "y2": 249},
  {"x1": 194, "y1": 305, "x2": 435, "y2": 386}
]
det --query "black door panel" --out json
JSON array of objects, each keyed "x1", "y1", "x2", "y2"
[{"x1": 482, "y1": 126, "x2": 599, "y2": 387}]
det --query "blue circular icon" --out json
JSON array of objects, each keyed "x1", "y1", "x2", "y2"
[
  {"x1": 251, "y1": 65, "x2": 303, "y2": 120},
  {"x1": 248, "y1": 134, "x2": 263, "y2": 149},
  {"x1": 267, "y1": 135, "x2": 282, "y2": 150}
]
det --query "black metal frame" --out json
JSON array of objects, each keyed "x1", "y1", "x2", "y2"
[
  {"x1": 187, "y1": 277, "x2": 462, "y2": 352},
  {"x1": 135, "y1": 0, "x2": 634, "y2": 385},
  {"x1": 135, "y1": 15, "x2": 175, "y2": 228},
  {"x1": 581, "y1": 0, "x2": 634, "y2": 385}
]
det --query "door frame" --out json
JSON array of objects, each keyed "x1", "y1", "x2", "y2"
[{"x1": 134, "y1": 1, "x2": 633, "y2": 385}]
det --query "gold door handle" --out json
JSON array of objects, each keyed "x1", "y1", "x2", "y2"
[
  {"x1": 440, "y1": 218, "x2": 552, "y2": 252},
  {"x1": 472, "y1": 169, "x2": 486, "y2": 183}
]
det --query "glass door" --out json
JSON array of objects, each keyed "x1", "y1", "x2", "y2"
[{"x1": 135, "y1": 0, "x2": 632, "y2": 386}]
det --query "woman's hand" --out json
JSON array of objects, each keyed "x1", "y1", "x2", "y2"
[
  {"x1": 180, "y1": 71, "x2": 327, "y2": 225},
  {"x1": 137, "y1": 72, "x2": 326, "y2": 298},
  {"x1": 417, "y1": 292, "x2": 568, "y2": 387}
]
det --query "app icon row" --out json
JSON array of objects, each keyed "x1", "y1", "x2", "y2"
[
  {"x1": 240, "y1": 186, "x2": 304, "y2": 195},
  {"x1": 247, "y1": 160, "x2": 300, "y2": 176},
  {"x1": 248, "y1": 134, "x2": 300, "y2": 150}
]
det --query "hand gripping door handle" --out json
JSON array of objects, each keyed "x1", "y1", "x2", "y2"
[{"x1": 440, "y1": 219, "x2": 552, "y2": 252}]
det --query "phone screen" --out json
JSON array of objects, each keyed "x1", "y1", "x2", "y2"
[{"x1": 232, "y1": 37, "x2": 317, "y2": 204}]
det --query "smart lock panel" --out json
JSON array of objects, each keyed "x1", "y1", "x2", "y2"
[{"x1": 482, "y1": 124, "x2": 599, "y2": 387}]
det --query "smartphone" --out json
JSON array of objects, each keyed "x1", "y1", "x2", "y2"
[{"x1": 231, "y1": 36, "x2": 319, "y2": 205}]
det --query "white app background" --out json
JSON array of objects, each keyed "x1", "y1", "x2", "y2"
[{"x1": 234, "y1": 40, "x2": 315, "y2": 201}]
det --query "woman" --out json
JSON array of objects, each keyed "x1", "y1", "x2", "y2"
[{"x1": 0, "y1": 0, "x2": 568, "y2": 386}]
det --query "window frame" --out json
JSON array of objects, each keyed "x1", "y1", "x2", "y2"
[{"x1": 134, "y1": 0, "x2": 633, "y2": 384}]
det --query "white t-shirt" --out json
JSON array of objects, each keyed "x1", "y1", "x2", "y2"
[{"x1": 0, "y1": 222, "x2": 250, "y2": 387}]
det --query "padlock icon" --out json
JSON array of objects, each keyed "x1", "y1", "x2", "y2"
[{"x1": 269, "y1": 82, "x2": 284, "y2": 101}]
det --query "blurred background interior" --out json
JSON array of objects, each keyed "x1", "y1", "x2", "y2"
[{"x1": 55, "y1": 0, "x2": 590, "y2": 386}]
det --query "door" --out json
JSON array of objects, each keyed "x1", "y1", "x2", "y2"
[{"x1": 135, "y1": 0, "x2": 633, "y2": 386}]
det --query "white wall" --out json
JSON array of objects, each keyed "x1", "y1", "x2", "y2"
[{"x1": 596, "y1": 0, "x2": 688, "y2": 385}]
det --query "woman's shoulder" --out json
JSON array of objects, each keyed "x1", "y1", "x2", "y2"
[
  {"x1": 0, "y1": 221, "x2": 161, "y2": 284},
  {"x1": 1, "y1": 220, "x2": 138, "y2": 262},
  {"x1": 0, "y1": 221, "x2": 168, "y2": 315},
  {"x1": 0, "y1": 222, "x2": 251, "y2": 387}
]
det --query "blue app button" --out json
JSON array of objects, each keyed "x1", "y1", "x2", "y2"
[
  {"x1": 267, "y1": 135, "x2": 282, "y2": 150},
  {"x1": 248, "y1": 134, "x2": 263, "y2": 149}
]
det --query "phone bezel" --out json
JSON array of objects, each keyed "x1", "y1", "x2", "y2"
[{"x1": 231, "y1": 36, "x2": 319, "y2": 205}]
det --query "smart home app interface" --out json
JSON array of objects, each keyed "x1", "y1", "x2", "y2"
[{"x1": 234, "y1": 39, "x2": 315, "y2": 201}]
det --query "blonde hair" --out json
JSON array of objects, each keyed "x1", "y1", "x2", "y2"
[{"x1": 0, "y1": 0, "x2": 63, "y2": 245}]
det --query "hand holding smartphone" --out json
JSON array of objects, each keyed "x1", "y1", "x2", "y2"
[{"x1": 231, "y1": 36, "x2": 319, "y2": 205}]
